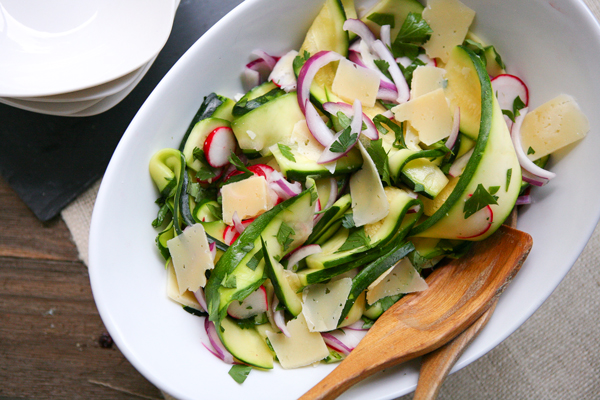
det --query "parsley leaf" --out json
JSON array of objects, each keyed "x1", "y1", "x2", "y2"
[
  {"x1": 246, "y1": 249, "x2": 264, "y2": 271},
  {"x1": 398, "y1": 57, "x2": 426, "y2": 86},
  {"x1": 367, "y1": 12, "x2": 395, "y2": 28},
  {"x1": 372, "y1": 115, "x2": 406, "y2": 148},
  {"x1": 228, "y1": 364, "x2": 252, "y2": 384},
  {"x1": 222, "y1": 273, "x2": 237, "y2": 289},
  {"x1": 221, "y1": 152, "x2": 253, "y2": 186},
  {"x1": 391, "y1": 12, "x2": 432, "y2": 59},
  {"x1": 278, "y1": 143, "x2": 296, "y2": 162},
  {"x1": 293, "y1": 50, "x2": 310, "y2": 74},
  {"x1": 374, "y1": 59, "x2": 393, "y2": 81},
  {"x1": 276, "y1": 222, "x2": 295, "y2": 251},
  {"x1": 365, "y1": 139, "x2": 392, "y2": 185},
  {"x1": 341, "y1": 213, "x2": 355, "y2": 229},
  {"x1": 336, "y1": 228, "x2": 370, "y2": 253},
  {"x1": 464, "y1": 39, "x2": 488, "y2": 66},
  {"x1": 330, "y1": 126, "x2": 358, "y2": 153},
  {"x1": 513, "y1": 96, "x2": 526, "y2": 118},
  {"x1": 463, "y1": 184, "x2": 499, "y2": 219},
  {"x1": 527, "y1": 146, "x2": 536, "y2": 155},
  {"x1": 193, "y1": 147, "x2": 220, "y2": 182},
  {"x1": 488, "y1": 186, "x2": 500, "y2": 195}
]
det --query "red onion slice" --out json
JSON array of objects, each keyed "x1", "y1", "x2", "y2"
[
  {"x1": 322, "y1": 332, "x2": 352, "y2": 355},
  {"x1": 448, "y1": 148, "x2": 474, "y2": 178},
  {"x1": 372, "y1": 40, "x2": 410, "y2": 103},
  {"x1": 380, "y1": 24, "x2": 392, "y2": 48},
  {"x1": 286, "y1": 244, "x2": 322, "y2": 270},
  {"x1": 251, "y1": 49, "x2": 277, "y2": 70},
  {"x1": 342, "y1": 320, "x2": 368, "y2": 331},
  {"x1": 325, "y1": 177, "x2": 338, "y2": 209},
  {"x1": 343, "y1": 19, "x2": 376, "y2": 48},
  {"x1": 297, "y1": 51, "x2": 344, "y2": 114},
  {"x1": 522, "y1": 169, "x2": 548, "y2": 187},
  {"x1": 204, "y1": 318, "x2": 234, "y2": 364},
  {"x1": 269, "y1": 171, "x2": 302, "y2": 200},
  {"x1": 232, "y1": 211, "x2": 245, "y2": 235},
  {"x1": 305, "y1": 100, "x2": 336, "y2": 146},
  {"x1": 348, "y1": 49, "x2": 366, "y2": 68},
  {"x1": 511, "y1": 108, "x2": 556, "y2": 183},
  {"x1": 516, "y1": 194, "x2": 532, "y2": 205},
  {"x1": 445, "y1": 107, "x2": 461, "y2": 150},
  {"x1": 322, "y1": 101, "x2": 378, "y2": 140},
  {"x1": 271, "y1": 295, "x2": 290, "y2": 337},
  {"x1": 193, "y1": 288, "x2": 208, "y2": 312}
]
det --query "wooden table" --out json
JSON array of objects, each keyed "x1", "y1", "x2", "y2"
[{"x1": 0, "y1": 177, "x2": 163, "y2": 400}]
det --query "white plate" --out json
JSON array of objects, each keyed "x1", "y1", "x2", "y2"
[
  {"x1": 89, "y1": 0, "x2": 600, "y2": 399},
  {"x1": 0, "y1": 0, "x2": 174, "y2": 97},
  {"x1": 0, "y1": 95, "x2": 103, "y2": 116}
]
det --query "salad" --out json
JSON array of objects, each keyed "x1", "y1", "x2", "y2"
[{"x1": 148, "y1": 0, "x2": 588, "y2": 383}]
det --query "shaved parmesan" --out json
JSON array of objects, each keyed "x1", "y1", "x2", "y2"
[
  {"x1": 350, "y1": 141, "x2": 389, "y2": 226},
  {"x1": 167, "y1": 224, "x2": 214, "y2": 295},
  {"x1": 290, "y1": 119, "x2": 325, "y2": 162},
  {"x1": 266, "y1": 314, "x2": 329, "y2": 369},
  {"x1": 411, "y1": 66, "x2": 447, "y2": 99},
  {"x1": 392, "y1": 88, "x2": 454, "y2": 146},
  {"x1": 302, "y1": 277, "x2": 353, "y2": 332},
  {"x1": 331, "y1": 58, "x2": 380, "y2": 107},
  {"x1": 166, "y1": 261, "x2": 204, "y2": 311},
  {"x1": 221, "y1": 175, "x2": 270, "y2": 225},
  {"x1": 422, "y1": 0, "x2": 475, "y2": 63},
  {"x1": 520, "y1": 94, "x2": 589, "y2": 161},
  {"x1": 367, "y1": 258, "x2": 428, "y2": 305}
]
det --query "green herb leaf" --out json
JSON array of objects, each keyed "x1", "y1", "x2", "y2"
[
  {"x1": 374, "y1": 59, "x2": 392, "y2": 81},
  {"x1": 398, "y1": 57, "x2": 426, "y2": 86},
  {"x1": 341, "y1": 213, "x2": 355, "y2": 229},
  {"x1": 222, "y1": 273, "x2": 237, "y2": 289},
  {"x1": 276, "y1": 222, "x2": 295, "y2": 251},
  {"x1": 391, "y1": 12, "x2": 432, "y2": 58},
  {"x1": 367, "y1": 12, "x2": 395, "y2": 28},
  {"x1": 206, "y1": 204, "x2": 222, "y2": 220},
  {"x1": 228, "y1": 364, "x2": 252, "y2": 384},
  {"x1": 246, "y1": 249, "x2": 264, "y2": 271},
  {"x1": 193, "y1": 147, "x2": 220, "y2": 182},
  {"x1": 336, "y1": 228, "x2": 370, "y2": 253},
  {"x1": 152, "y1": 203, "x2": 171, "y2": 228},
  {"x1": 506, "y1": 168, "x2": 513, "y2": 192},
  {"x1": 365, "y1": 139, "x2": 392, "y2": 185},
  {"x1": 463, "y1": 184, "x2": 499, "y2": 219},
  {"x1": 293, "y1": 50, "x2": 311, "y2": 74},
  {"x1": 330, "y1": 126, "x2": 358, "y2": 153},
  {"x1": 502, "y1": 109, "x2": 515, "y2": 123},
  {"x1": 464, "y1": 39, "x2": 487, "y2": 66},
  {"x1": 487, "y1": 45, "x2": 506, "y2": 69},
  {"x1": 222, "y1": 152, "x2": 253, "y2": 186},
  {"x1": 488, "y1": 186, "x2": 500, "y2": 195},
  {"x1": 182, "y1": 306, "x2": 207, "y2": 317},
  {"x1": 527, "y1": 146, "x2": 535, "y2": 155},
  {"x1": 278, "y1": 143, "x2": 296, "y2": 162},
  {"x1": 372, "y1": 115, "x2": 406, "y2": 148},
  {"x1": 513, "y1": 96, "x2": 526, "y2": 118}
]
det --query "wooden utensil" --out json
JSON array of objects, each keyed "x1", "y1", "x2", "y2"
[
  {"x1": 412, "y1": 209, "x2": 519, "y2": 400},
  {"x1": 299, "y1": 225, "x2": 532, "y2": 400}
]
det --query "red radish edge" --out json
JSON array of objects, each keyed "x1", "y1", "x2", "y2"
[
  {"x1": 204, "y1": 127, "x2": 237, "y2": 168},
  {"x1": 457, "y1": 203, "x2": 493, "y2": 239},
  {"x1": 491, "y1": 74, "x2": 529, "y2": 110},
  {"x1": 232, "y1": 211, "x2": 245, "y2": 234}
]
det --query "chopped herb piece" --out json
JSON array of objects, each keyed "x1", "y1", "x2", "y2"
[
  {"x1": 506, "y1": 168, "x2": 513, "y2": 192},
  {"x1": 527, "y1": 146, "x2": 535, "y2": 155},
  {"x1": 277, "y1": 143, "x2": 296, "y2": 162},
  {"x1": 222, "y1": 152, "x2": 253, "y2": 186},
  {"x1": 398, "y1": 57, "x2": 426, "y2": 85},
  {"x1": 367, "y1": 12, "x2": 395, "y2": 28},
  {"x1": 488, "y1": 186, "x2": 500, "y2": 195},
  {"x1": 222, "y1": 273, "x2": 237, "y2": 289},
  {"x1": 193, "y1": 147, "x2": 221, "y2": 182},
  {"x1": 229, "y1": 364, "x2": 252, "y2": 384},
  {"x1": 365, "y1": 139, "x2": 392, "y2": 185},
  {"x1": 391, "y1": 12, "x2": 432, "y2": 59},
  {"x1": 276, "y1": 222, "x2": 295, "y2": 251},
  {"x1": 182, "y1": 306, "x2": 207, "y2": 317},
  {"x1": 513, "y1": 96, "x2": 526, "y2": 118},
  {"x1": 488, "y1": 45, "x2": 506, "y2": 69},
  {"x1": 341, "y1": 213, "x2": 355, "y2": 229},
  {"x1": 152, "y1": 203, "x2": 171, "y2": 228},
  {"x1": 336, "y1": 228, "x2": 370, "y2": 253},
  {"x1": 330, "y1": 126, "x2": 358, "y2": 153},
  {"x1": 325, "y1": 288, "x2": 331, "y2": 294},
  {"x1": 247, "y1": 249, "x2": 264, "y2": 271},
  {"x1": 502, "y1": 109, "x2": 515, "y2": 122},
  {"x1": 374, "y1": 59, "x2": 393, "y2": 81},
  {"x1": 372, "y1": 115, "x2": 406, "y2": 148},
  {"x1": 293, "y1": 50, "x2": 310, "y2": 73},
  {"x1": 463, "y1": 184, "x2": 499, "y2": 219}
]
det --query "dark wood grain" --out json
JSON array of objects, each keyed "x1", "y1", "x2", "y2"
[{"x1": 0, "y1": 177, "x2": 163, "y2": 400}]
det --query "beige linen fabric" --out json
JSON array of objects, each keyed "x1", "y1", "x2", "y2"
[{"x1": 60, "y1": 1, "x2": 600, "y2": 398}]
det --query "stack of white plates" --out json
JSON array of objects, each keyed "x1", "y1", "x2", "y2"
[{"x1": 0, "y1": 0, "x2": 179, "y2": 117}]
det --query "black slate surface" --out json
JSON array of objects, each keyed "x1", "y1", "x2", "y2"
[{"x1": 0, "y1": 0, "x2": 244, "y2": 221}]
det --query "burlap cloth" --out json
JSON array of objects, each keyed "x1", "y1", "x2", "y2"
[{"x1": 61, "y1": 1, "x2": 600, "y2": 397}]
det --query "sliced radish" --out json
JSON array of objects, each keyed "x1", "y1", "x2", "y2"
[
  {"x1": 222, "y1": 217, "x2": 255, "y2": 245},
  {"x1": 203, "y1": 127, "x2": 237, "y2": 168},
  {"x1": 227, "y1": 285, "x2": 269, "y2": 319},
  {"x1": 457, "y1": 199, "x2": 493, "y2": 239},
  {"x1": 491, "y1": 74, "x2": 529, "y2": 111},
  {"x1": 297, "y1": 51, "x2": 344, "y2": 114},
  {"x1": 511, "y1": 107, "x2": 556, "y2": 185},
  {"x1": 269, "y1": 50, "x2": 298, "y2": 92},
  {"x1": 322, "y1": 101, "x2": 378, "y2": 140}
]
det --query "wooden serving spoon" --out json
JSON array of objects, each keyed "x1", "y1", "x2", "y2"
[
  {"x1": 412, "y1": 209, "x2": 519, "y2": 400},
  {"x1": 299, "y1": 225, "x2": 532, "y2": 400}
]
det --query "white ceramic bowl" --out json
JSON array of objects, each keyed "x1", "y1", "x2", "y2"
[
  {"x1": 0, "y1": 0, "x2": 174, "y2": 97},
  {"x1": 89, "y1": 0, "x2": 600, "y2": 399}
]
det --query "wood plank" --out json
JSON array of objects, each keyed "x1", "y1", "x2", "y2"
[
  {"x1": 0, "y1": 256, "x2": 163, "y2": 400},
  {"x1": 0, "y1": 177, "x2": 79, "y2": 262}
]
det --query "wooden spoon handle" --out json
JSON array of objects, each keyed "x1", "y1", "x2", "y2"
[{"x1": 412, "y1": 301, "x2": 497, "y2": 400}]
